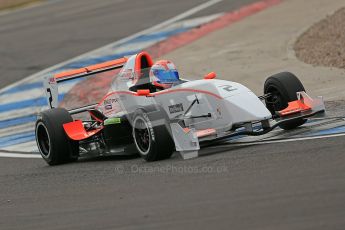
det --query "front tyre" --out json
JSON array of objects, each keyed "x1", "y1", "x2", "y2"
[
  {"x1": 132, "y1": 110, "x2": 174, "y2": 161},
  {"x1": 35, "y1": 108, "x2": 79, "y2": 165},
  {"x1": 264, "y1": 72, "x2": 306, "y2": 130}
]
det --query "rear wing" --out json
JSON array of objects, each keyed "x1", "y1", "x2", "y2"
[{"x1": 43, "y1": 57, "x2": 127, "y2": 112}]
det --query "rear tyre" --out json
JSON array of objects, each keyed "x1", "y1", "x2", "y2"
[
  {"x1": 132, "y1": 110, "x2": 174, "y2": 161},
  {"x1": 35, "y1": 108, "x2": 79, "y2": 165},
  {"x1": 264, "y1": 72, "x2": 306, "y2": 130}
]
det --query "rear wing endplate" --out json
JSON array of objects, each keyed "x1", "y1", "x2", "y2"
[{"x1": 43, "y1": 58, "x2": 127, "y2": 109}]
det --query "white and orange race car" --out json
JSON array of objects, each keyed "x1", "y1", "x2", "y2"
[{"x1": 35, "y1": 52, "x2": 325, "y2": 165}]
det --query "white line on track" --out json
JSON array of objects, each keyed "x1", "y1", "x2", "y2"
[
  {"x1": 211, "y1": 132, "x2": 345, "y2": 148},
  {"x1": 0, "y1": 122, "x2": 36, "y2": 137},
  {"x1": 0, "y1": 107, "x2": 44, "y2": 122},
  {"x1": 2, "y1": 140, "x2": 38, "y2": 152},
  {"x1": 1, "y1": 132, "x2": 345, "y2": 159},
  {"x1": 0, "y1": 0, "x2": 64, "y2": 17},
  {"x1": 108, "y1": 13, "x2": 223, "y2": 55},
  {"x1": 0, "y1": 152, "x2": 41, "y2": 158},
  {"x1": 0, "y1": 80, "x2": 76, "y2": 105}
]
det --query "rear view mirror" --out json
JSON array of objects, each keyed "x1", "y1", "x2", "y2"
[
  {"x1": 204, "y1": 72, "x2": 216, "y2": 79},
  {"x1": 137, "y1": 89, "x2": 151, "y2": 96}
]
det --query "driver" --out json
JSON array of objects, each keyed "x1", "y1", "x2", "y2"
[{"x1": 150, "y1": 60, "x2": 180, "y2": 90}]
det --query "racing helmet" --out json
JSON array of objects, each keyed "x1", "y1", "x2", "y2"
[{"x1": 150, "y1": 60, "x2": 180, "y2": 89}]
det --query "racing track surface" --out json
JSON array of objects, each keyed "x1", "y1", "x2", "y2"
[
  {"x1": 1, "y1": 0, "x2": 345, "y2": 229},
  {"x1": 1, "y1": 136, "x2": 345, "y2": 229}
]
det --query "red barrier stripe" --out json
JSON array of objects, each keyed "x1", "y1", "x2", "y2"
[{"x1": 146, "y1": 0, "x2": 281, "y2": 58}]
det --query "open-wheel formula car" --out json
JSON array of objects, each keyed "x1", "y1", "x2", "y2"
[{"x1": 35, "y1": 52, "x2": 325, "y2": 165}]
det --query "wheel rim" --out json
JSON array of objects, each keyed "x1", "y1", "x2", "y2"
[
  {"x1": 133, "y1": 116, "x2": 151, "y2": 155},
  {"x1": 36, "y1": 122, "x2": 50, "y2": 157},
  {"x1": 265, "y1": 86, "x2": 287, "y2": 114}
]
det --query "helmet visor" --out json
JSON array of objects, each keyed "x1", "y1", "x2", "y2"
[{"x1": 153, "y1": 69, "x2": 179, "y2": 83}]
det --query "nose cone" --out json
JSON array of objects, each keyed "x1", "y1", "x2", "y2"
[{"x1": 224, "y1": 90, "x2": 272, "y2": 122}]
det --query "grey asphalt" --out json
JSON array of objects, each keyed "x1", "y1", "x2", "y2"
[
  {"x1": 0, "y1": 0, "x2": 345, "y2": 230},
  {"x1": 1, "y1": 136, "x2": 345, "y2": 230}
]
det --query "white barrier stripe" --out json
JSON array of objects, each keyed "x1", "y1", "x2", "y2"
[
  {"x1": 0, "y1": 82, "x2": 82, "y2": 123},
  {"x1": 2, "y1": 140, "x2": 38, "y2": 152},
  {"x1": 111, "y1": 14, "x2": 223, "y2": 54},
  {"x1": 0, "y1": 106, "x2": 47, "y2": 122},
  {"x1": 163, "y1": 13, "x2": 223, "y2": 31},
  {"x1": 0, "y1": 153, "x2": 41, "y2": 158},
  {"x1": 0, "y1": 88, "x2": 43, "y2": 105},
  {"x1": 0, "y1": 79, "x2": 79, "y2": 105},
  {"x1": 112, "y1": 40, "x2": 166, "y2": 56},
  {"x1": 0, "y1": 122, "x2": 36, "y2": 137}
]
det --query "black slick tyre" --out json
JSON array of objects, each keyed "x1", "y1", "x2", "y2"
[
  {"x1": 132, "y1": 110, "x2": 174, "y2": 161},
  {"x1": 35, "y1": 108, "x2": 79, "y2": 165},
  {"x1": 264, "y1": 72, "x2": 307, "y2": 130}
]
